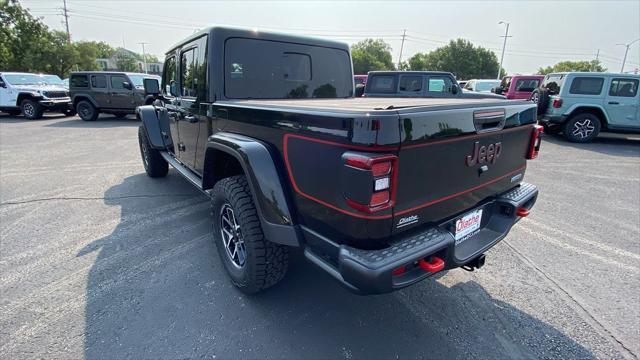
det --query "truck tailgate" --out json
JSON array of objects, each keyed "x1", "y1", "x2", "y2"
[{"x1": 391, "y1": 103, "x2": 537, "y2": 234}]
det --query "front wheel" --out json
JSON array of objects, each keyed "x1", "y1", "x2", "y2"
[
  {"x1": 76, "y1": 100, "x2": 98, "y2": 121},
  {"x1": 21, "y1": 99, "x2": 43, "y2": 120},
  {"x1": 211, "y1": 175, "x2": 289, "y2": 294},
  {"x1": 138, "y1": 126, "x2": 168, "y2": 177},
  {"x1": 563, "y1": 113, "x2": 601, "y2": 143}
]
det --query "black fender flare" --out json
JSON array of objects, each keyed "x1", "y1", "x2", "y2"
[
  {"x1": 136, "y1": 105, "x2": 173, "y2": 149},
  {"x1": 71, "y1": 94, "x2": 99, "y2": 108},
  {"x1": 17, "y1": 92, "x2": 43, "y2": 104},
  {"x1": 205, "y1": 132, "x2": 300, "y2": 247}
]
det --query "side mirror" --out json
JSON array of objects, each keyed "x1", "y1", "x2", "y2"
[
  {"x1": 0, "y1": 81, "x2": 6, "y2": 88},
  {"x1": 123, "y1": 81, "x2": 132, "y2": 90},
  {"x1": 143, "y1": 78, "x2": 160, "y2": 95},
  {"x1": 491, "y1": 86, "x2": 501, "y2": 94},
  {"x1": 451, "y1": 84, "x2": 460, "y2": 95}
]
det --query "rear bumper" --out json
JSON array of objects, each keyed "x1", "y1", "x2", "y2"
[{"x1": 303, "y1": 182, "x2": 538, "y2": 294}]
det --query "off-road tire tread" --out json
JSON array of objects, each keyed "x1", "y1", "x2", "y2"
[
  {"x1": 138, "y1": 126, "x2": 168, "y2": 177},
  {"x1": 563, "y1": 113, "x2": 601, "y2": 143},
  {"x1": 212, "y1": 175, "x2": 288, "y2": 294},
  {"x1": 21, "y1": 99, "x2": 43, "y2": 120}
]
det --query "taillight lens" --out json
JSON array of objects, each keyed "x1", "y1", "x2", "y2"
[
  {"x1": 527, "y1": 125, "x2": 543, "y2": 159},
  {"x1": 552, "y1": 98, "x2": 563, "y2": 108},
  {"x1": 344, "y1": 154, "x2": 398, "y2": 213}
]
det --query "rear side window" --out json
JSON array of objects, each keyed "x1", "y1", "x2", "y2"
[
  {"x1": 569, "y1": 77, "x2": 603, "y2": 95},
  {"x1": 70, "y1": 74, "x2": 88, "y2": 88},
  {"x1": 515, "y1": 79, "x2": 539, "y2": 92},
  {"x1": 609, "y1": 78, "x2": 639, "y2": 97},
  {"x1": 91, "y1": 75, "x2": 107, "y2": 88},
  {"x1": 427, "y1": 76, "x2": 453, "y2": 93},
  {"x1": 398, "y1": 75, "x2": 422, "y2": 92},
  {"x1": 225, "y1": 38, "x2": 352, "y2": 99},
  {"x1": 369, "y1": 76, "x2": 396, "y2": 93},
  {"x1": 110, "y1": 75, "x2": 127, "y2": 89}
]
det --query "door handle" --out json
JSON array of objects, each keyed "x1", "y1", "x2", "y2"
[
  {"x1": 608, "y1": 101, "x2": 619, "y2": 105},
  {"x1": 184, "y1": 115, "x2": 198, "y2": 123}
]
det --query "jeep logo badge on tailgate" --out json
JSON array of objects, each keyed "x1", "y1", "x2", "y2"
[{"x1": 466, "y1": 141, "x2": 502, "y2": 166}]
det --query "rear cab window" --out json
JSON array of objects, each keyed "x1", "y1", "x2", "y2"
[
  {"x1": 569, "y1": 77, "x2": 604, "y2": 95},
  {"x1": 224, "y1": 38, "x2": 352, "y2": 99},
  {"x1": 70, "y1": 74, "x2": 89, "y2": 88},
  {"x1": 609, "y1": 78, "x2": 639, "y2": 97}
]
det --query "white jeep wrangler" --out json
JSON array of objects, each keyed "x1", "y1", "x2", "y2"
[{"x1": 0, "y1": 72, "x2": 74, "y2": 119}]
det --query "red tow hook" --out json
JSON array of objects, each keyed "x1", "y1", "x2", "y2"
[
  {"x1": 516, "y1": 207, "x2": 530, "y2": 217},
  {"x1": 418, "y1": 256, "x2": 445, "y2": 273}
]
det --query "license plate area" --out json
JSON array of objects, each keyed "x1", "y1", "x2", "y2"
[{"x1": 454, "y1": 209, "x2": 483, "y2": 245}]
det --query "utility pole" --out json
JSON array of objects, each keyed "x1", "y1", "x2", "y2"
[
  {"x1": 592, "y1": 49, "x2": 600, "y2": 71},
  {"x1": 397, "y1": 29, "x2": 406, "y2": 69},
  {"x1": 617, "y1": 38, "x2": 640, "y2": 73},
  {"x1": 139, "y1": 42, "x2": 149, "y2": 73},
  {"x1": 497, "y1": 21, "x2": 511, "y2": 79},
  {"x1": 62, "y1": 0, "x2": 70, "y2": 43}
]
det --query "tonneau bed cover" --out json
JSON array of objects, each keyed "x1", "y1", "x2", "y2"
[{"x1": 217, "y1": 97, "x2": 529, "y2": 113}]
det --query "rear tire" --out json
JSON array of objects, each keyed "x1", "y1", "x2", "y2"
[
  {"x1": 211, "y1": 175, "x2": 289, "y2": 294},
  {"x1": 76, "y1": 100, "x2": 98, "y2": 121},
  {"x1": 20, "y1": 99, "x2": 43, "y2": 120},
  {"x1": 138, "y1": 126, "x2": 168, "y2": 177},
  {"x1": 563, "y1": 113, "x2": 601, "y2": 143}
]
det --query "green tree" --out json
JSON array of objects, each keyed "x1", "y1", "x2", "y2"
[
  {"x1": 537, "y1": 60, "x2": 606, "y2": 75},
  {"x1": 44, "y1": 30, "x2": 79, "y2": 77},
  {"x1": 0, "y1": 0, "x2": 53, "y2": 72},
  {"x1": 351, "y1": 39, "x2": 395, "y2": 74},
  {"x1": 115, "y1": 51, "x2": 139, "y2": 72},
  {"x1": 407, "y1": 39, "x2": 505, "y2": 79}
]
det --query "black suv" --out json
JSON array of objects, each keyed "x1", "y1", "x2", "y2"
[{"x1": 69, "y1": 72, "x2": 160, "y2": 121}]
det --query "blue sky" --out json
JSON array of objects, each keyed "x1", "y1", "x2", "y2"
[{"x1": 22, "y1": 0, "x2": 640, "y2": 74}]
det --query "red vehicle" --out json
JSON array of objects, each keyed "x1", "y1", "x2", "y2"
[
  {"x1": 492, "y1": 75, "x2": 544, "y2": 100},
  {"x1": 354, "y1": 74, "x2": 368, "y2": 86}
]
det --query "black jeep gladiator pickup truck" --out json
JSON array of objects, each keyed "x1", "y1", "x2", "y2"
[{"x1": 137, "y1": 27, "x2": 541, "y2": 295}]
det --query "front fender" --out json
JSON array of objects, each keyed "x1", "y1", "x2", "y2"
[
  {"x1": 205, "y1": 132, "x2": 300, "y2": 247},
  {"x1": 136, "y1": 105, "x2": 173, "y2": 149}
]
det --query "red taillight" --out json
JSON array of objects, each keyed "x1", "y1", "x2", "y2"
[
  {"x1": 527, "y1": 125, "x2": 543, "y2": 160},
  {"x1": 552, "y1": 98, "x2": 563, "y2": 108},
  {"x1": 344, "y1": 154, "x2": 398, "y2": 213}
]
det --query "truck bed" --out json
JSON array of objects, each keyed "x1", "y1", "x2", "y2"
[{"x1": 217, "y1": 97, "x2": 530, "y2": 114}]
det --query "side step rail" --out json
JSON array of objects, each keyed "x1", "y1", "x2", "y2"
[{"x1": 159, "y1": 151, "x2": 210, "y2": 196}]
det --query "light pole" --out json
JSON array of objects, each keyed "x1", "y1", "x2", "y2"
[
  {"x1": 139, "y1": 42, "x2": 149, "y2": 74},
  {"x1": 497, "y1": 21, "x2": 511, "y2": 80},
  {"x1": 616, "y1": 38, "x2": 640, "y2": 73}
]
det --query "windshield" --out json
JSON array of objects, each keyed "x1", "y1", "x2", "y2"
[
  {"x1": 42, "y1": 75, "x2": 63, "y2": 85},
  {"x1": 3, "y1": 74, "x2": 45, "y2": 85},
  {"x1": 476, "y1": 80, "x2": 500, "y2": 92},
  {"x1": 127, "y1": 75, "x2": 145, "y2": 87}
]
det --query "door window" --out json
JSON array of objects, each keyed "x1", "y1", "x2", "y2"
[
  {"x1": 398, "y1": 75, "x2": 422, "y2": 92},
  {"x1": 609, "y1": 78, "x2": 639, "y2": 97},
  {"x1": 162, "y1": 56, "x2": 177, "y2": 95},
  {"x1": 427, "y1": 76, "x2": 453, "y2": 93},
  {"x1": 515, "y1": 79, "x2": 540, "y2": 92},
  {"x1": 91, "y1": 75, "x2": 107, "y2": 88},
  {"x1": 180, "y1": 48, "x2": 197, "y2": 98},
  {"x1": 110, "y1": 75, "x2": 127, "y2": 90},
  {"x1": 569, "y1": 77, "x2": 604, "y2": 95}
]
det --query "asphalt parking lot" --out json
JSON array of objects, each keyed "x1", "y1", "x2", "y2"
[{"x1": 1, "y1": 113, "x2": 639, "y2": 359}]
